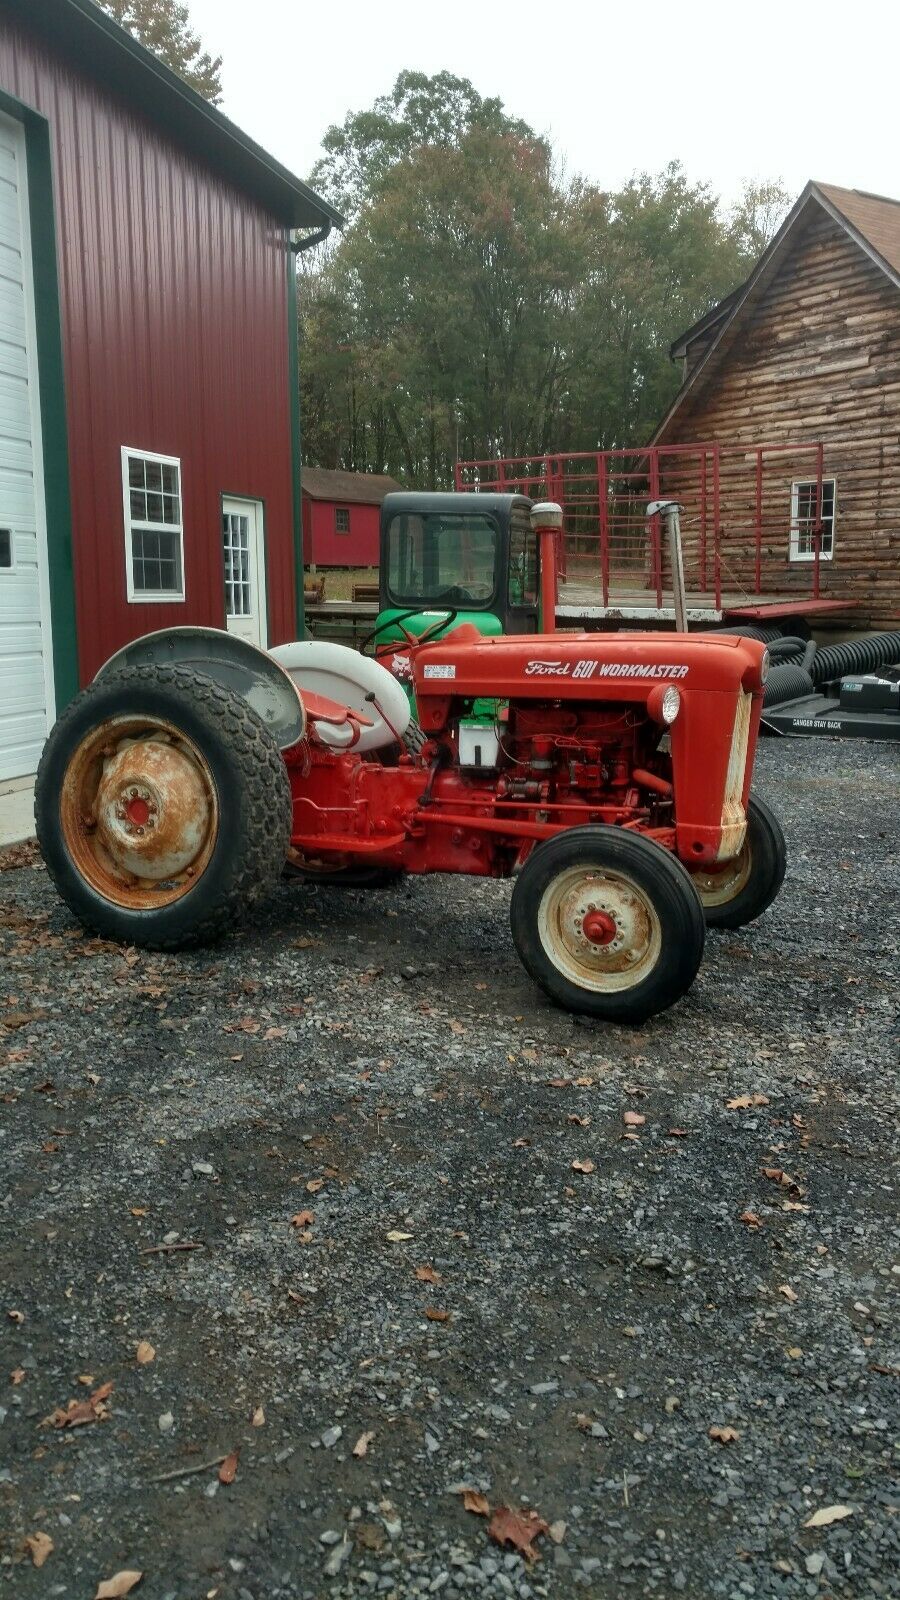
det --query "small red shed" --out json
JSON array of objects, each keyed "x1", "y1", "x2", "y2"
[{"x1": 302, "y1": 469, "x2": 402, "y2": 568}]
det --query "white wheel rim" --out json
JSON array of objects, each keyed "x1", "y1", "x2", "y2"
[
  {"x1": 537, "y1": 865, "x2": 662, "y2": 993},
  {"x1": 690, "y1": 841, "x2": 752, "y2": 908}
]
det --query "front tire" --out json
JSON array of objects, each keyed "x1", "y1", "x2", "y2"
[
  {"x1": 35, "y1": 665, "x2": 292, "y2": 949},
  {"x1": 510, "y1": 827, "x2": 706, "y2": 1023},
  {"x1": 690, "y1": 793, "x2": 786, "y2": 930}
]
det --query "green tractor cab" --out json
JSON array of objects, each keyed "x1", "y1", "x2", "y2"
[{"x1": 363, "y1": 493, "x2": 541, "y2": 719}]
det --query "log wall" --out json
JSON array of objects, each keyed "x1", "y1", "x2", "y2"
[{"x1": 658, "y1": 210, "x2": 900, "y2": 629}]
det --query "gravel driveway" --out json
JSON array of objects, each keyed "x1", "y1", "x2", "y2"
[{"x1": 1, "y1": 738, "x2": 898, "y2": 1600}]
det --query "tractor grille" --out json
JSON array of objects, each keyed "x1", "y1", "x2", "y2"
[{"x1": 719, "y1": 690, "x2": 752, "y2": 859}]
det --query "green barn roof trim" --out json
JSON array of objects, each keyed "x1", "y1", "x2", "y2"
[{"x1": 7, "y1": 0, "x2": 343, "y2": 231}]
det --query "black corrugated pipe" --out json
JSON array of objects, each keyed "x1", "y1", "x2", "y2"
[
  {"x1": 763, "y1": 664, "x2": 815, "y2": 707},
  {"x1": 809, "y1": 631, "x2": 900, "y2": 685},
  {"x1": 769, "y1": 636, "x2": 808, "y2": 661}
]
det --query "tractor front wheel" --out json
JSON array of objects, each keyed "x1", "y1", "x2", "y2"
[
  {"x1": 510, "y1": 827, "x2": 706, "y2": 1023},
  {"x1": 689, "y1": 793, "x2": 786, "y2": 930},
  {"x1": 35, "y1": 664, "x2": 292, "y2": 949}
]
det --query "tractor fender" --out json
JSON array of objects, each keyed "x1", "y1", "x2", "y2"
[{"x1": 94, "y1": 626, "x2": 305, "y2": 751}]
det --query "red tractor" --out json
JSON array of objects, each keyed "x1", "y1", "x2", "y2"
[{"x1": 34, "y1": 506, "x2": 785, "y2": 1023}]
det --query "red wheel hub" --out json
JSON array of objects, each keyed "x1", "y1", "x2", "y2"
[
  {"x1": 125, "y1": 795, "x2": 151, "y2": 827},
  {"x1": 582, "y1": 909, "x2": 617, "y2": 946}
]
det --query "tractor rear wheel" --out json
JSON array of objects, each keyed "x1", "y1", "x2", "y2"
[
  {"x1": 35, "y1": 664, "x2": 292, "y2": 949},
  {"x1": 510, "y1": 827, "x2": 705, "y2": 1023},
  {"x1": 689, "y1": 792, "x2": 786, "y2": 930}
]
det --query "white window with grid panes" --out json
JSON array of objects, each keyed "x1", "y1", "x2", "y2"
[
  {"x1": 789, "y1": 477, "x2": 835, "y2": 562},
  {"x1": 223, "y1": 508, "x2": 252, "y2": 617},
  {"x1": 122, "y1": 447, "x2": 185, "y2": 601}
]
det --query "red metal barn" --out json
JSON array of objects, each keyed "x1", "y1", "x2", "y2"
[
  {"x1": 302, "y1": 469, "x2": 401, "y2": 567},
  {"x1": 0, "y1": 0, "x2": 340, "y2": 843}
]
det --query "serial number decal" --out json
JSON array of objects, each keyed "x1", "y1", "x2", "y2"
[
  {"x1": 525, "y1": 659, "x2": 689, "y2": 681},
  {"x1": 423, "y1": 663, "x2": 456, "y2": 679}
]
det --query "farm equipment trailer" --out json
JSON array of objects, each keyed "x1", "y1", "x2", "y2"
[{"x1": 35, "y1": 505, "x2": 785, "y2": 1024}]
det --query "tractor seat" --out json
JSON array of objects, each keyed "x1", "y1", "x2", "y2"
[{"x1": 269, "y1": 640, "x2": 411, "y2": 753}]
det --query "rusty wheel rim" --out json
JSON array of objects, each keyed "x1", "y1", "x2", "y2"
[
  {"x1": 690, "y1": 841, "x2": 752, "y2": 908},
  {"x1": 538, "y1": 866, "x2": 662, "y2": 993},
  {"x1": 59, "y1": 715, "x2": 219, "y2": 910}
]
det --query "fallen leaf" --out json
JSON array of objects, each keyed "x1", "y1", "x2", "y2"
[
  {"x1": 623, "y1": 1111, "x2": 645, "y2": 1127},
  {"x1": 567, "y1": 1114, "x2": 591, "y2": 1127},
  {"x1": 352, "y1": 1430, "x2": 375, "y2": 1458},
  {"x1": 547, "y1": 1077, "x2": 571, "y2": 1088},
  {"x1": 291, "y1": 1210, "x2": 315, "y2": 1229},
  {"x1": 489, "y1": 1505, "x2": 549, "y2": 1563},
  {"x1": 130, "y1": 1207, "x2": 147, "y2": 1218},
  {"x1": 512, "y1": 1136, "x2": 531, "y2": 1148},
  {"x1": 218, "y1": 1449, "x2": 239, "y2": 1485},
  {"x1": 135, "y1": 1341, "x2": 155, "y2": 1365},
  {"x1": 573, "y1": 1076, "x2": 594, "y2": 1087},
  {"x1": 460, "y1": 1488, "x2": 490, "y2": 1516},
  {"x1": 664, "y1": 1395, "x2": 680, "y2": 1414},
  {"x1": 10, "y1": 1367, "x2": 25, "y2": 1385},
  {"x1": 739, "y1": 1211, "x2": 763, "y2": 1229},
  {"x1": 95, "y1": 1573, "x2": 143, "y2": 1600},
  {"x1": 786, "y1": 1346, "x2": 803, "y2": 1359},
  {"x1": 415, "y1": 1265, "x2": 442, "y2": 1285},
  {"x1": 548, "y1": 1519, "x2": 567, "y2": 1544},
  {"x1": 251, "y1": 1405, "x2": 265, "y2": 1427},
  {"x1": 777, "y1": 1284, "x2": 799, "y2": 1303},
  {"x1": 726, "y1": 1093, "x2": 770, "y2": 1109},
  {"x1": 47, "y1": 1379, "x2": 113, "y2": 1429},
  {"x1": 425, "y1": 1307, "x2": 450, "y2": 1322},
  {"x1": 571, "y1": 1158, "x2": 595, "y2": 1174},
  {"x1": 25, "y1": 1531, "x2": 54, "y2": 1568},
  {"x1": 306, "y1": 1177, "x2": 325, "y2": 1194},
  {"x1": 667, "y1": 1127, "x2": 689, "y2": 1137},
  {"x1": 263, "y1": 1026, "x2": 287, "y2": 1041},
  {"x1": 7, "y1": 1309, "x2": 25, "y2": 1324},
  {"x1": 709, "y1": 1425, "x2": 740, "y2": 1444},
  {"x1": 385, "y1": 1230, "x2": 413, "y2": 1242},
  {"x1": 804, "y1": 1504, "x2": 854, "y2": 1529}
]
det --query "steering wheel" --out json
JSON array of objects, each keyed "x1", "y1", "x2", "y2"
[{"x1": 360, "y1": 606, "x2": 458, "y2": 655}]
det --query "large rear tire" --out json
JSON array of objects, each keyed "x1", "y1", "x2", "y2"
[
  {"x1": 35, "y1": 665, "x2": 292, "y2": 949},
  {"x1": 689, "y1": 792, "x2": 786, "y2": 930},
  {"x1": 510, "y1": 827, "x2": 706, "y2": 1023}
]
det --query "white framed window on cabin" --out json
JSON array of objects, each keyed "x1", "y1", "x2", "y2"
[
  {"x1": 0, "y1": 528, "x2": 13, "y2": 570},
  {"x1": 789, "y1": 477, "x2": 836, "y2": 563},
  {"x1": 122, "y1": 447, "x2": 185, "y2": 601}
]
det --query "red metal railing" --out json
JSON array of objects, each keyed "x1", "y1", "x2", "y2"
[{"x1": 455, "y1": 443, "x2": 828, "y2": 609}]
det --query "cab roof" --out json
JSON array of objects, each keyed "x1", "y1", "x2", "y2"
[{"x1": 382, "y1": 492, "x2": 533, "y2": 518}]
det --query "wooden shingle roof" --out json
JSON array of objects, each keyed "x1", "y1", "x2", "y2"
[{"x1": 302, "y1": 469, "x2": 403, "y2": 505}]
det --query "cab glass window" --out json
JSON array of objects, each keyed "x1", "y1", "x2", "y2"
[
  {"x1": 508, "y1": 510, "x2": 537, "y2": 606},
  {"x1": 386, "y1": 513, "x2": 498, "y2": 605}
]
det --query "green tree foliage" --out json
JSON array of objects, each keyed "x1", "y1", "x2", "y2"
[
  {"x1": 97, "y1": 0, "x2": 223, "y2": 102},
  {"x1": 301, "y1": 75, "x2": 790, "y2": 484}
]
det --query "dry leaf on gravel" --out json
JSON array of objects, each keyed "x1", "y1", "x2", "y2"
[
  {"x1": 135, "y1": 1341, "x2": 155, "y2": 1365},
  {"x1": 24, "y1": 1531, "x2": 53, "y2": 1568},
  {"x1": 291, "y1": 1210, "x2": 314, "y2": 1229},
  {"x1": 352, "y1": 1430, "x2": 375, "y2": 1458},
  {"x1": 623, "y1": 1111, "x2": 645, "y2": 1127},
  {"x1": 571, "y1": 1158, "x2": 595, "y2": 1174},
  {"x1": 425, "y1": 1308, "x2": 450, "y2": 1322},
  {"x1": 804, "y1": 1505, "x2": 854, "y2": 1528},
  {"x1": 489, "y1": 1505, "x2": 549, "y2": 1563},
  {"x1": 10, "y1": 1367, "x2": 25, "y2": 1385},
  {"x1": 306, "y1": 1178, "x2": 325, "y2": 1194},
  {"x1": 778, "y1": 1284, "x2": 799, "y2": 1302},
  {"x1": 739, "y1": 1211, "x2": 763, "y2": 1229},
  {"x1": 567, "y1": 1114, "x2": 591, "y2": 1127},
  {"x1": 94, "y1": 1573, "x2": 143, "y2": 1600},
  {"x1": 7, "y1": 1309, "x2": 25, "y2": 1324},
  {"x1": 415, "y1": 1265, "x2": 442, "y2": 1285},
  {"x1": 251, "y1": 1406, "x2": 265, "y2": 1427},
  {"x1": 218, "y1": 1450, "x2": 239, "y2": 1485},
  {"x1": 47, "y1": 1380, "x2": 113, "y2": 1429},
  {"x1": 726, "y1": 1092, "x2": 769, "y2": 1109},
  {"x1": 547, "y1": 1077, "x2": 571, "y2": 1088},
  {"x1": 385, "y1": 1230, "x2": 413, "y2": 1242},
  {"x1": 460, "y1": 1489, "x2": 490, "y2": 1516},
  {"x1": 709, "y1": 1426, "x2": 740, "y2": 1444}
]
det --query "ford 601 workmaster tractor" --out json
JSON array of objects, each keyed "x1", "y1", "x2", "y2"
[{"x1": 34, "y1": 505, "x2": 785, "y2": 1023}]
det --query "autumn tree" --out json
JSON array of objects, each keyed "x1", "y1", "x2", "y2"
[{"x1": 97, "y1": 0, "x2": 223, "y2": 102}]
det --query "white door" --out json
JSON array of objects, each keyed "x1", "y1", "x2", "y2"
[
  {"x1": 0, "y1": 113, "x2": 53, "y2": 783},
  {"x1": 222, "y1": 497, "x2": 267, "y2": 648}
]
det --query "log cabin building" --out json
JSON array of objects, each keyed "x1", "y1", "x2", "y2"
[{"x1": 653, "y1": 181, "x2": 900, "y2": 632}]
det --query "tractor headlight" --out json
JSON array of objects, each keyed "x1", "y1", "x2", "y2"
[
  {"x1": 760, "y1": 648, "x2": 770, "y2": 685},
  {"x1": 661, "y1": 686, "x2": 681, "y2": 724}
]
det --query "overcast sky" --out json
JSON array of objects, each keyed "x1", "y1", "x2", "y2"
[{"x1": 189, "y1": 0, "x2": 897, "y2": 208}]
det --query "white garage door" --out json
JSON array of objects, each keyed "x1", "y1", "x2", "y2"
[{"x1": 0, "y1": 112, "x2": 53, "y2": 783}]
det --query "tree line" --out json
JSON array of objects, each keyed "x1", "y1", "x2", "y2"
[{"x1": 300, "y1": 72, "x2": 789, "y2": 488}]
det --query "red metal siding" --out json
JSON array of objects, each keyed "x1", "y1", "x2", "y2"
[
  {"x1": 0, "y1": 15, "x2": 298, "y2": 681},
  {"x1": 304, "y1": 498, "x2": 379, "y2": 566}
]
